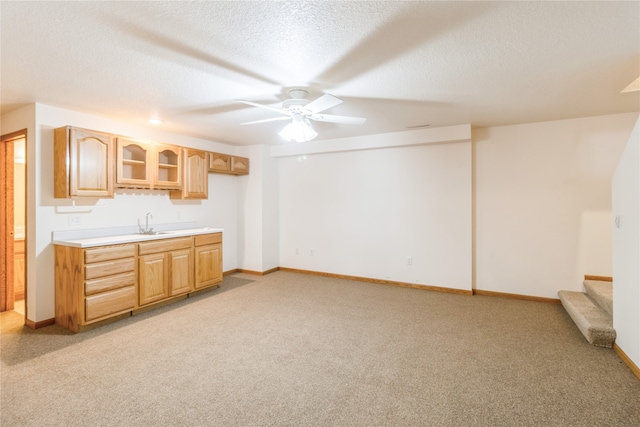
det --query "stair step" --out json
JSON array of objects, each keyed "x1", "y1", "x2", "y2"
[
  {"x1": 558, "y1": 290, "x2": 616, "y2": 348},
  {"x1": 583, "y1": 280, "x2": 613, "y2": 317}
]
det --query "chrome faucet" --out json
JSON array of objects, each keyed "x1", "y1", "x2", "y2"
[{"x1": 138, "y1": 212, "x2": 154, "y2": 234}]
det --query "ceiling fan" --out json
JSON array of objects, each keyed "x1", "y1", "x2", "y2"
[{"x1": 238, "y1": 89, "x2": 366, "y2": 142}]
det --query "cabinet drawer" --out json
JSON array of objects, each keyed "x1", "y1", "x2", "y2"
[
  {"x1": 195, "y1": 233, "x2": 222, "y2": 246},
  {"x1": 85, "y1": 258, "x2": 135, "y2": 280},
  {"x1": 85, "y1": 244, "x2": 136, "y2": 263},
  {"x1": 85, "y1": 285, "x2": 135, "y2": 321},
  {"x1": 85, "y1": 271, "x2": 135, "y2": 296},
  {"x1": 139, "y1": 237, "x2": 192, "y2": 255}
]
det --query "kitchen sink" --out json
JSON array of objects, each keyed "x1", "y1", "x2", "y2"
[{"x1": 138, "y1": 231, "x2": 174, "y2": 235}]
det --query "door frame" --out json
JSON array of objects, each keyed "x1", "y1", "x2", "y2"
[{"x1": 1, "y1": 129, "x2": 27, "y2": 315}]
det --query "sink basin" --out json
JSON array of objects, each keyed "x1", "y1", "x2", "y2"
[{"x1": 138, "y1": 231, "x2": 174, "y2": 235}]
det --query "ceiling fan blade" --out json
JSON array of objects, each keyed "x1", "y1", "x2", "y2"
[
  {"x1": 237, "y1": 100, "x2": 290, "y2": 116},
  {"x1": 303, "y1": 94, "x2": 343, "y2": 114},
  {"x1": 240, "y1": 116, "x2": 291, "y2": 125},
  {"x1": 309, "y1": 114, "x2": 366, "y2": 125}
]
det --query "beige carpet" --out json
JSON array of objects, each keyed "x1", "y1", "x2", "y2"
[{"x1": 2, "y1": 271, "x2": 639, "y2": 426}]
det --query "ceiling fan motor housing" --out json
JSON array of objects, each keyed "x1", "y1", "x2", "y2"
[
  {"x1": 282, "y1": 98, "x2": 309, "y2": 111},
  {"x1": 283, "y1": 89, "x2": 310, "y2": 111}
]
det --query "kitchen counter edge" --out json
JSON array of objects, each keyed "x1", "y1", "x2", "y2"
[{"x1": 52, "y1": 228, "x2": 224, "y2": 248}]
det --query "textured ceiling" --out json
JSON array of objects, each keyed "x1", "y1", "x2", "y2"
[{"x1": 1, "y1": 1, "x2": 639, "y2": 146}]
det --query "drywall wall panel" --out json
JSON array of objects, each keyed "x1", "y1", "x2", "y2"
[
  {"x1": 279, "y1": 141, "x2": 472, "y2": 291},
  {"x1": 612, "y1": 115, "x2": 640, "y2": 369},
  {"x1": 475, "y1": 113, "x2": 637, "y2": 298},
  {"x1": 236, "y1": 144, "x2": 280, "y2": 273}
]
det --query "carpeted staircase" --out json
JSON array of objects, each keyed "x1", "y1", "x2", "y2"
[{"x1": 558, "y1": 279, "x2": 615, "y2": 348}]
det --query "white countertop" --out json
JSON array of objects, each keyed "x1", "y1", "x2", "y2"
[{"x1": 52, "y1": 224, "x2": 223, "y2": 248}]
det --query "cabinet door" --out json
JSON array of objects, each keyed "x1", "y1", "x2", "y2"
[
  {"x1": 171, "y1": 149, "x2": 207, "y2": 199},
  {"x1": 194, "y1": 244, "x2": 222, "y2": 289},
  {"x1": 231, "y1": 156, "x2": 249, "y2": 175},
  {"x1": 54, "y1": 127, "x2": 114, "y2": 198},
  {"x1": 69, "y1": 127, "x2": 114, "y2": 197},
  {"x1": 208, "y1": 152, "x2": 231, "y2": 173},
  {"x1": 116, "y1": 138, "x2": 152, "y2": 188},
  {"x1": 154, "y1": 144, "x2": 182, "y2": 190},
  {"x1": 169, "y1": 249, "x2": 194, "y2": 296},
  {"x1": 139, "y1": 253, "x2": 169, "y2": 305}
]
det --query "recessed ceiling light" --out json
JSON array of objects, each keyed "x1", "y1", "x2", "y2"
[{"x1": 148, "y1": 117, "x2": 163, "y2": 125}]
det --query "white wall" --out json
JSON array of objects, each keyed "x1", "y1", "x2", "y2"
[
  {"x1": 612, "y1": 115, "x2": 640, "y2": 369},
  {"x1": 278, "y1": 141, "x2": 473, "y2": 291},
  {"x1": 2, "y1": 103, "x2": 242, "y2": 323},
  {"x1": 2, "y1": 103, "x2": 637, "y2": 331},
  {"x1": 236, "y1": 144, "x2": 280, "y2": 273},
  {"x1": 474, "y1": 113, "x2": 637, "y2": 298},
  {"x1": 261, "y1": 147, "x2": 280, "y2": 271}
]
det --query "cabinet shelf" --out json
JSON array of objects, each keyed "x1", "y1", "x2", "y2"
[
  {"x1": 122, "y1": 159, "x2": 146, "y2": 165},
  {"x1": 116, "y1": 138, "x2": 152, "y2": 188},
  {"x1": 116, "y1": 139, "x2": 182, "y2": 190}
]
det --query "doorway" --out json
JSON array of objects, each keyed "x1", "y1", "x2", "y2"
[{"x1": 1, "y1": 129, "x2": 27, "y2": 320}]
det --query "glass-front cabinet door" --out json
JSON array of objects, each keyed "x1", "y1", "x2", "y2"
[
  {"x1": 116, "y1": 138, "x2": 152, "y2": 189},
  {"x1": 154, "y1": 145, "x2": 182, "y2": 190}
]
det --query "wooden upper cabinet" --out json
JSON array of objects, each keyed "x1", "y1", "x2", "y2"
[
  {"x1": 116, "y1": 139, "x2": 187, "y2": 192},
  {"x1": 231, "y1": 156, "x2": 249, "y2": 175},
  {"x1": 115, "y1": 138, "x2": 153, "y2": 189},
  {"x1": 208, "y1": 152, "x2": 249, "y2": 175},
  {"x1": 154, "y1": 144, "x2": 182, "y2": 190},
  {"x1": 208, "y1": 152, "x2": 231, "y2": 173},
  {"x1": 171, "y1": 148, "x2": 208, "y2": 199},
  {"x1": 54, "y1": 126, "x2": 114, "y2": 198}
]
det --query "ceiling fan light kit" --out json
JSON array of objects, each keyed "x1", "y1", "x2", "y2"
[
  {"x1": 239, "y1": 88, "x2": 366, "y2": 143},
  {"x1": 279, "y1": 114, "x2": 318, "y2": 142}
]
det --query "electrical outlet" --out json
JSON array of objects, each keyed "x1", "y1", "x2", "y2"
[
  {"x1": 309, "y1": 249, "x2": 314, "y2": 256},
  {"x1": 68, "y1": 215, "x2": 81, "y2": 226},
  {"x1": 407, "y1": 256, "x2": 412, "y2": 265},
  {"x1": 296, "y1": 248, "x2": 299, "y2": 255}
]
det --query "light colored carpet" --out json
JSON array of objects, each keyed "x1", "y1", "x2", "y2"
[
  {"x1": 584, "y1": 279, "x2": 613, "y2": 317},
  {"x1": 2, "y1": 271, "x2": 639, "y2": 426},
  {"x1": 558, "y1": 290, "x2": 616, "y2": 348}
]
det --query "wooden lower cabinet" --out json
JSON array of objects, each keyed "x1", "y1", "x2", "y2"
[
  {"x1": 55, "y1": 243, "x2": 136, "y2": 333},
  {"x1": 139, "y1": 253, "x2": 169, "y2": 305},
  {"x1": 55, "y1": 232, "x2": 222, "y2": 332},
  {"x1": 170, "y1": 249, "x2": 194, "y2": 296},
  {"x1": 194, "y1": 232, "x2": 223, "y2": 289},
  {"x1": 138, "y1": 242, "x2": 194, "y2": 305},
  {"x1": 138, "y1": 236, "x2": 193, "y2": 306}
]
